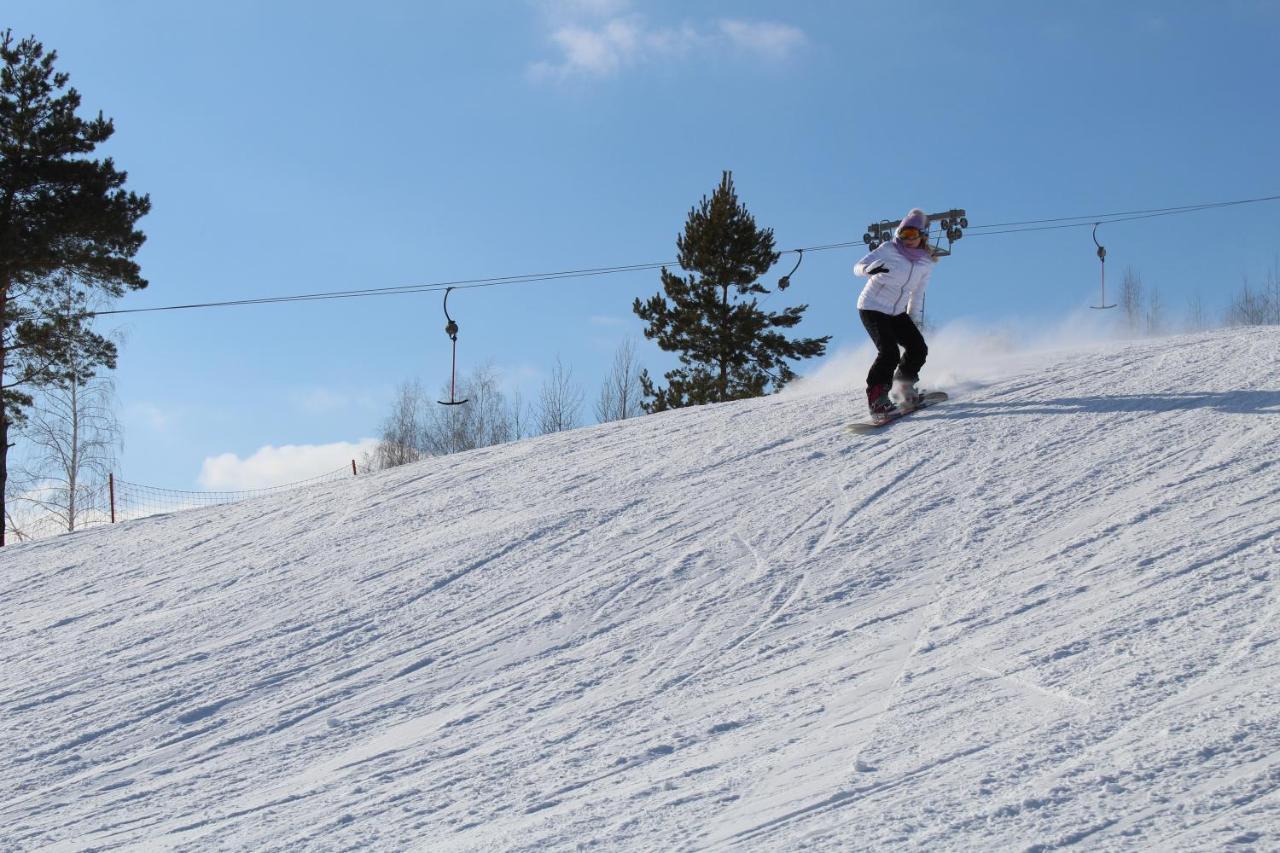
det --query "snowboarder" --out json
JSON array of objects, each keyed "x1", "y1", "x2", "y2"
[{"x1": 853, "y1": 208, "x2": 940, "y2": 422}]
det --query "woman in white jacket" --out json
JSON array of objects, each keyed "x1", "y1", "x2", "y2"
[{"x1": 853, "y1": 208, "x2": 938, "y2": 420}]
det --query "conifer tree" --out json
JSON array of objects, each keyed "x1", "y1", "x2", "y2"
[
  {"x1": 633, "y1": 171, "x2": 829, "y2": 412},
  {"x1": 0, "y1": 31, "x2": 150, "y2": 544}
]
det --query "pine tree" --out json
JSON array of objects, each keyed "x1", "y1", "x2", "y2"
[
  {"x1": 633, "y1": 171, "x2": 829, "y2": 412},
  {"x1": 0, "y1": 32, "x2": 150, "y2": 545}
]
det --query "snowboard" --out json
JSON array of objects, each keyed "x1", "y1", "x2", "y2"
[{"x1": 847, "y1": 391, "x2": 949, "y2": 434}]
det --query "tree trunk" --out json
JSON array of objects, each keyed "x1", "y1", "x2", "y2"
[
  {"x1": 0, "y1": 407, "x2": 7, "y2": 547},
  {"x1": 68, "y1": 379, "x2": 79, "y2": 532},
  {"x1": 65, "y1": 288, "x2": 79, "y2": 533},
  {"x1": 1, "y1": 281, "x2": 8, "y2": 548},
  {"x1": 2, "y1": 188, "x2": 12, "y2": 546},
  {"x1": 719, "y1": 283, "x2": 730, "y2": 401}
]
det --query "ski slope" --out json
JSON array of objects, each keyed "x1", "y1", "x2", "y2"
[{"x1": 2, "y1": 327, "x2": 1279, "y2": 851}]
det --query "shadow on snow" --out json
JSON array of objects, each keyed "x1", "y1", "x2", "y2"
[{"x1": 939, "y1": 390, "x2": 1280, "y2": 419}]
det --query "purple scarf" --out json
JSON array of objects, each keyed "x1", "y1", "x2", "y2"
[{"x1": 892, "y1": 237, "x2": 932, "y2": 263}]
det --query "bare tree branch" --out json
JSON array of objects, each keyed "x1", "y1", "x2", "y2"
[
  {"x1": 537, "y1": 355, "x2": 583, "y2": 435},
  {"x1": 595, "y1": 338, "x2": 645, "y2": 423}
]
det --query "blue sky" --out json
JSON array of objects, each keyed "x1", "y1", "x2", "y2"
[{"x1": 6, "y1": 0, "x2": 1279, "y2": 490}]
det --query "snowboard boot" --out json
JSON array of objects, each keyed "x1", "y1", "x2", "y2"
[
  {"x1": 867, "y1": 383, "x2": 897, "y2": 423},
  {"x1": 892, "y1": 373, "x2": 923, "y2": 409}
]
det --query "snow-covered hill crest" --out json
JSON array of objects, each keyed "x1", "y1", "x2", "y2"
[{"x1": 3, "y1": 328, "x2": 1279, "y2": 851}]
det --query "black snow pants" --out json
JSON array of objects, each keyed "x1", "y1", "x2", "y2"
[{"x1": 859, "y1": 309, "x2": 927, "y2": 388}]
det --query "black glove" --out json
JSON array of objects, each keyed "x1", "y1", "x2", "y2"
[{"x1": 865, "y1": 263, "x2": 889, "y2": 276}]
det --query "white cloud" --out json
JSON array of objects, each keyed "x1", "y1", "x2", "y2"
[
  {"x1": 127, "y1": 402, "x2": 180, "y2": 433},
  {"x1": 287, "y1": 386, "x2": 382, "y2": 416},
  {"x1": 1135, "y1": 13, "x2": 1170, "y2": 34},
  {"x1": 717, "y1": 19, "x2": 806, "y2": 60},
  {"x1": 530, "y1": 17, "x2": 699, "y2": 79},
  {"x1": 529, "y1": 9, "x2": 804, "y2": 80},
  {"x1": 198, "y1": 439, "x2": 379, "y2": 491},
  {"x1": 551, "y1": 19, "x2": 643, "y2": 76},
  {"x1": 289, "y1": 387, "x2": 351, "y2": 415},
  {"x1": 495, "y1": 362, "x2": 546, "y2": 394},
  {"x1": 538, "y1": 0, "x2": 631, "y2": 21}
]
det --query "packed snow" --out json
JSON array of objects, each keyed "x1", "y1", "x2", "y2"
[{"x1": 2, "y1": 327, "x2": 1279, "y2": 851}]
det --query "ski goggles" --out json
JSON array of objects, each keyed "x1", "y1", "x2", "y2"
[{"x1": 897, "y1": 227, "x2": 925, "y2": 239}]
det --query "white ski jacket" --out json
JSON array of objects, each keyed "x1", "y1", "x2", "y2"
[{"x1": 854, "y1": 242, "x2": 935, "y2": 319}]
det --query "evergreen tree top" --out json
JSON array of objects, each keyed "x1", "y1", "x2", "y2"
[
  {"x1": 634, "y1": 170, "x2": 829, "y2": 413},
  {"x1": 0, "y1": 29, "x2": 150, "y2": 295},
  {"x1": 675, "y1": 171, "x2": 779, "y2": 295}
]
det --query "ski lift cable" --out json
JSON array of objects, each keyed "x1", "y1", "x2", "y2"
[
  {"x1": 91, "y1": 261, "x2": 678, "y2": 316},
  {"x1": 89, "y1": 192, "x2": 1280, "y2": 317},
  {"x1": 962, "y1": 193, "x2": 1280, "y2": 232},
  {"x1": 963, "y1": 206, "x2": 1245, "y2": 238},
  {"x1": 964, "y1": 194, "x2": 1280, "y2": 237}
]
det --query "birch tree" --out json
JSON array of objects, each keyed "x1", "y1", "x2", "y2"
[
  {"x1": 594, "y1": 338, "x2": 645, "y2": 423},
  {"x1": 13, "y1": 370, "x2": 119, "y2": 533},
  {"x1": 1118, "y1": 267, "x2": 1145, "y2": 332},
  {"x1": 537, "y1": 355, "x2": 583, "y2": 434}
]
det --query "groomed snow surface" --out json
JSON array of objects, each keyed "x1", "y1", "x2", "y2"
[{"x1": 3, "y1": 327, "x2": 1279, "y2": 852}]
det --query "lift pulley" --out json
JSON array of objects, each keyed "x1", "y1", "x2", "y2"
[{"x1": 863, "y1": 208, "x2": 968, "y2": 257}]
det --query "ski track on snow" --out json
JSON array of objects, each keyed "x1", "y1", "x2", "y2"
[{"x1": 1, "y1": 328, "x2": 1279, "y2": 851}]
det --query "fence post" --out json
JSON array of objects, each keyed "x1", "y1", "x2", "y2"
[
  {"x1": 109, "y1": 473, "x2": 116, "y2": 524},
  {"x1": 351, "y1": 459, "x2": 357, "y2": 476}
]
